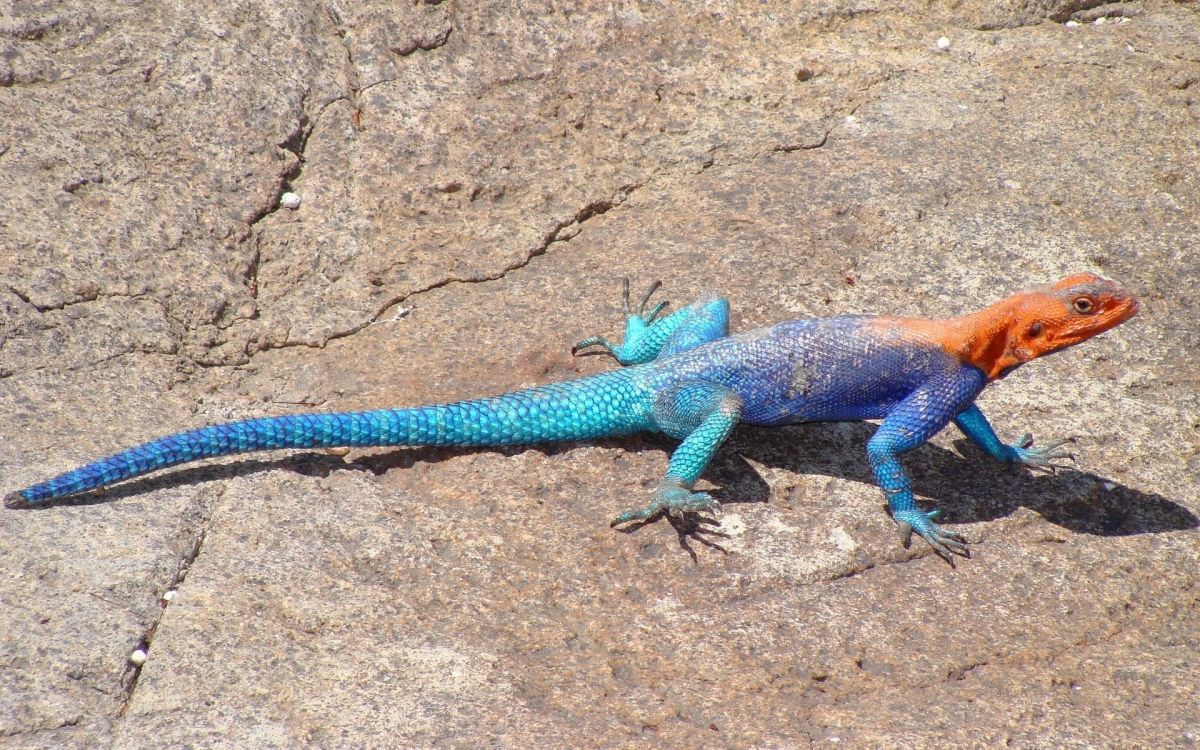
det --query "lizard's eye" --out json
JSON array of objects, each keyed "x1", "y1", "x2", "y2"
[
  {"x1": 1027, "y1": 321, "x2": 1044, "y2": 337},
  {"x1": 1072, "y1": 297, "x2": 1095, "y2": 314}
]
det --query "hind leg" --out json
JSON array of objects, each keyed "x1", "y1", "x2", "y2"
[{"x1": 612, "y1": 382, "x2": 743, "y2": 523}]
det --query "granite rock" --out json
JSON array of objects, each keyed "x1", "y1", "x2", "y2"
[{"x1": 2, "y1": 1, "x2": 1197, "y2": 747}]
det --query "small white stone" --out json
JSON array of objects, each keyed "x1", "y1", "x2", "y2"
[
  {"x1": 1065, "y1": 20, "x2": 1080, "y2": 27},
  {"x1": 1125, "y1": 43, "x2": 1134, "y2": 52},
  {"x1": 1103, "y1": 482, "x2": 1116, "y2": 491},
  {"x1": 280, "y1": 192, "x2": 302, "y2": 210},
  {"x1": 162, "y1": 589, "x2": 177, "y2": 603},
  {"x1": 129, "y1": 649, "x2": 148, "y2": 666},
  {"x1": 1094, "y1": 16, "x2": 1106, "y2": 25},
  {"x1": 936, "y1": 36, "x2": 951, "y2": 51}
]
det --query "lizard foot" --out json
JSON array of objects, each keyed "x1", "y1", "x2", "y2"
[
  {"x1": 572, "y1": 278, "x2": 669, "y2": 364},
  {"x1": 611, "y1": 480, "x2": 718, "y2": 525},
  {"x1": 629, "y1": 278, "x2": 669, "y2": 323},
  {"x1": 1010, "y1": 434, "x2": 1075, "y2": 474},
  {"x1": 893, "y1": 508, "x2": 969, "y2": 565}
]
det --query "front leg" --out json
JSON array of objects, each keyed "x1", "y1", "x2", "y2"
[
  {"x1": 866, "y1": 368, "x2": 988, "y2": 562},
  {"x1": 612, "y1": 382, "x2": 743, "y2": 523},
  {"x1": 573, "y1": 278, "x2": 729, "y2": 365},
  {"x1": 953, "y1": 404, "x2": 1074, "y2": 472}
]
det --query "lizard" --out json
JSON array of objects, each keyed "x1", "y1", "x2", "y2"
[{"x1": 4, "y1": 273, "x2": 1138, "y2": 561}]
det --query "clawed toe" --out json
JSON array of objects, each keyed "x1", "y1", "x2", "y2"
[
  {"x1": 1012, "y1": 435, "x2": 1077, "y2": 474},
  {"x1": 894, "y1": 508, "x2": 970, "y2": 564},
  {"x1": 627, "y1": 278, "x2": 662, "y2": 316},
  {"x1": 572, "y1": 335, "x2": 614, "y2": 356},
  {"x1": 644, "y1": 300, "x2": 668, "y2": 324},
  {"x1": 612, "y1": 483, "x2": 719, "y2": 527},
  {"x1": 622, "y1": 277, "x2": 668, "y2": 322},
  {"x1": 611, "y1": 504, "x2": 660, "y2": 525},
  {"x1": 573, "y1": 279, "x2": 671, "y2": 363},
  {"x1": 666, "y1": 492, "x2": 719, "y2": 517}
]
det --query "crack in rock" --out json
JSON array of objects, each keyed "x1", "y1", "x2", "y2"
[
  {"x1": 772, "y1": 128, "x2": 831, "y2": 154},
  {"x1": 0, "y1": 714, "x2": 82, "y2": 738},
  {"x1": 118, "y1": 498, "x2": 214, "y2": 716},
  {"x1": 390, "y1": 24, "x2": 451, "y2": 57},
  {"x1": 326, "y1": 6, "x2": 362, "y2": 99},
  {"x1": 243, "y1": 90, "x2": 351, "y2": 306},
  {"x1": 248, "y1": 180, "x2": 647, "y2": 356},
  {"x1": 5, "y1": 286, "x2": 165, "y2": 315}
]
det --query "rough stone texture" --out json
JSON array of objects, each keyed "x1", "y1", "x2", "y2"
[{"x1": 1, "y1": 1, "x2": 1197, "y2": 747}]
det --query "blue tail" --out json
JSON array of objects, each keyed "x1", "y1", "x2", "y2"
[{"x1": 6, "y1": 373, "x2": 652, "y2": 507}]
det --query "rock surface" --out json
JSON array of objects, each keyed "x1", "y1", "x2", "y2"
[{"x1": 2, "y1": 1, "x2": 1198, "y2": 747}]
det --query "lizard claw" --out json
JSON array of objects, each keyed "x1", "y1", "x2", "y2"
[
  {"x1": 571, "y1": 335, "x2": 616, "y2": 357},
  {"x1": 893, "y1": 508, "x2": 969, "y2": 565},
  {"x1": 573, "y1": 279, "x2": 670, "y2": 364},
  {"x1": 624, "y1": 277, "x2": 668, "y2": 323},
  {"x1": 612, "y1": 481, "x2": 718, "y2": 526},
  {"x1": 1010, "y1": 434, "x2": 1076, "y2": 474},
  {"x1": 636, "y1": 280, "x2": 665, "y2": 316},
  {"x1": 644, "y1": 300, "x2": 668, "y2": 324}
]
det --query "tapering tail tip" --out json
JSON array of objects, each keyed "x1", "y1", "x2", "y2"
[{"x1": 4, "y1": 491, "x2": 30, "y2": 509}]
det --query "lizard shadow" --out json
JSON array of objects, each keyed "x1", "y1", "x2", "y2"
[
  {"x1": 344, "y1": 424, "x2": 1195, "y2": 539},
  {"x1": 18, "y1": 440, "x2": 663, "y2": 507},
  {"x1": 18, "y1": 424, "x2": 1194, "y2": 542},
  {"x1": 10, "y1": 454, "x2": 361, "y2": 508},
  {"x1": 717, "y1": 421, "x2": 1196, "y2": 538}
]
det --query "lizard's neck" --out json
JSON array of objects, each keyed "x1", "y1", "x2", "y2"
[{"x1": 936, "y1": 297, "x2": 1028, "y2": 380}]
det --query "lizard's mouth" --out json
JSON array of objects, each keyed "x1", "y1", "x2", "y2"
[{"x1": 1106, "y1": 296, "x2": 1140, "y2": 328}]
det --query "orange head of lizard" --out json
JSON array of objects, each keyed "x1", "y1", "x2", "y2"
[{"x1": 979, "y1": 273, "x2": 1140, "y2": 378}]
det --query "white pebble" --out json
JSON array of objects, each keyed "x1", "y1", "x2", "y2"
[
  {"x1": 129, "y1": 649, "x2": 148, "y2": 666},
  {"x1": 280, "y1": 192, "x2": 302, "y2": 210},
  {"x1": 1065, "y1": 20, "x2": 1080, "y2": 27},
  {"x1": 1103, "y1": 482, "x2": 1116, "y2": 491},
  {"x1": 936, "y1": 36, "x2": 951, "y2": 51},
  {"x1": 1094, "y1": 16, "x2": 1106, "y2": 25},
  {"x1": 162, "y1": 590, "x2": 177, "y2": 603}
]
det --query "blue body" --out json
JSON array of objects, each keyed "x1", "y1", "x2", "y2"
[
  {"x1": 6, "y1": 287, "x2": 1051, "y2": 559},
  {"x1": 637, "y1": 318, "x2": 981, "y2": 425}
]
